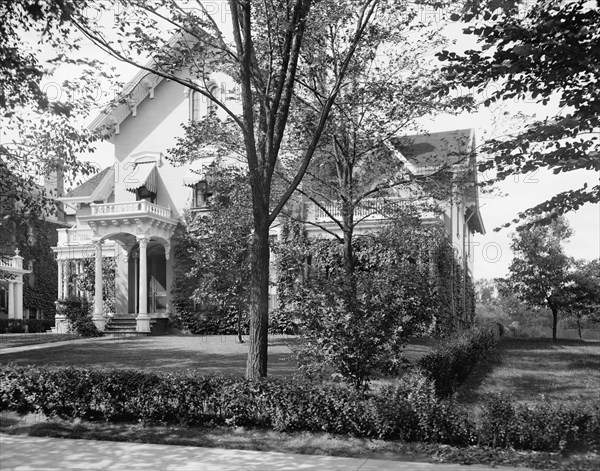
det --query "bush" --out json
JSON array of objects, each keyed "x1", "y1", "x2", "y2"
[
  {"x1": 1, "y1": 364, "x2": 597, "y2": 452},
  {"x1": 55, "y1": 298, "x2": 102, "y2": 337},
  {"x1": 417, "y1": 327, "x2": 497, "y2": 397},
  {"x1": 0, "y1": 318, "x2": 55, "y2": 334},
  {"x1": 480, "y1": 396, "x2": 600, "y2": 452}
]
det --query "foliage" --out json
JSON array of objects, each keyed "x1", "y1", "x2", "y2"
[
  {"x1": 2, "y1": 364, "x2": 598, "y2": 452},
  {"x1": 438, "y1": 0, "x2": 600, "y2": 226},
  {"x1": 434, "y1": 239, "x2": 476, "y2": 336},
  {"x1": 186, "y1": 165, "x2": 253, "y2": 341},
  {"x1": 562, "y1": 259, "x2": 600, "y2": 328},
  {"x1": 418, "y1": 327, "x2": 498, "y2": 398},
  {"x1": 0, "y1": 318, "x2": 54, "y2": 334},
  {"x1": 503, "y1": 217, "x2": 573, "y2": 340},
  {"x1": 71, "y1": 257, "x2": 116, "y2": 315},
  {"x1": 274, "y1": 219, "x2": 443, "y2": 389},
  {"x1": 55, "y1": 297, "x2": 101, "y2": 337},
  {"x1": 0, "y1": 216, "x2": 59, "y2": 318},
  {"x1": 480, "y1": 395, "x2": 600, "y2": 452},
  {"x1": 1, "y1": 0, "x2": 110, "y2": 220}
]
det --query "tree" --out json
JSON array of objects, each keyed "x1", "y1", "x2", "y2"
[
  {"x1": 73, "y1": 0, "x2": 417, "y2": 378},
  {"x1": 505, "y1": 217, "x2": 573, "y2": 340},
  {"x1": 280, "y1": 12, "x2": 472, "y2": 296},
  {"x1": 275, "y1": 217, "x2": 439, "y2": 389},
  {"x1": 561, "y1": 258, "x2": 600, "y2": 339},
  {"x1": 1, "y1": 0, "x2": 109, "y2": 222},
  {"x1": 438, "y1": 0, "x2": 600, "y2": 227},
  {"x1": 185, "y1": 164, "x2": 253, "y2": 343}
]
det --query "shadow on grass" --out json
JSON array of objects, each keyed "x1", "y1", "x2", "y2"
[
  {"x1": 0, "y1": 337, "x2": 298, "y2": 377},
  {"x1": 457, "y1": 337, "x2": 600, "y2": 405}
]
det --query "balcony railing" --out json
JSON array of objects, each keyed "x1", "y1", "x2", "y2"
[
  {"x1": 311, "y1": 197, "x2": 434, "y2": 223},
  {"x1": 89, "y1": 200, "x2": 172, "y2": 219}
]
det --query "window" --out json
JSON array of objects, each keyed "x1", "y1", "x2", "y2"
[
  {"x1": 190, "y1": 82, "x2": 218, "y2": 122},
  {"x1": 193, "y1": 181, "x2": 212, "y2": 208},
  {"x1": 136, "y1": 186, "x2": 156, "y2": 204}
]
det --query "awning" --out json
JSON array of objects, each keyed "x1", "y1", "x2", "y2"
[
  {"x1": 183, "y1": 160, "x2": 207, "y2": 187},
  {"x1": 125, "y1": 162, "x2": 157, "y2": 194}
]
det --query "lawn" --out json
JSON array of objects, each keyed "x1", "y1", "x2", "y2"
[
  {"x1": 0, "y1": 335, "x2": 300, "y2": 376},
  {"x1": 456, "y1": 337, "x2": 600, "y2": 405},
  {"x1": 0, "y1": 334, "x2": 434, "y2": 377},
  {"x1": 0, "y1": 333, "x2": 80, "y2": 349}
]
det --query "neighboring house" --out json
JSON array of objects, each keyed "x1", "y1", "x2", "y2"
[
  {"x1": 53, "y1": 69, "x2": 485, "y2": 333},
  {"x1": 0, "y1": 172, "x2": 64, "y2": 320}
]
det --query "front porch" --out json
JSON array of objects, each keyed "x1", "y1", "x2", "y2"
[{"x1": 55, "y1": 200, "x2": 178, "y2": 333}]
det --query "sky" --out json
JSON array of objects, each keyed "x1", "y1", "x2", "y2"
[{"x1": 27, "y1": 1, "x2": 600, "y2": 281}]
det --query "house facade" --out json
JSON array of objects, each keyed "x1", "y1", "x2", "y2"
[{"x1": 53, "y1": 70, "x2": 485, "y2": 333}]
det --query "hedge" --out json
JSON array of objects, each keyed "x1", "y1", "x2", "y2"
[
  {"x1": 1, "y1": 364, "x2": 598, "y2": 452},
  {"x1": 0, "y1": 319, "x2": 55, "y2": 334},
  {"x1": 417, "y1": 327, "x2": 498, "y2": 397}
]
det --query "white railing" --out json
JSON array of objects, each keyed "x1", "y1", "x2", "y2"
[
  {"x1": 312, "y1": 197, "x2": 434, "y2": 223},
  {"x1": 90, "y1": 200, "x2": 172, "y2": 219},
  {"x1": 57, "y1": 227, "x2": 95, "y2": 246}
]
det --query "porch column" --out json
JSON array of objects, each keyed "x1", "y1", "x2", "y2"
[
  {"x1": 136, "y1": 237, "x2": 151, "y2": 333},
  {"x1": 57, "y1": 260, "x2": 64, "y2": 299},
  {"x1": 12, "y1": 251, "x2": 24, "y2": 319},
  {"x1": 92, "y1": 239, "x2": 106, "y2": 331},
  {"x1": 14, "y1": 277, "x2": 23, "y2": 320},
  {"x1": 7, "y1": 281, "x2": 15, "y2": 319}
]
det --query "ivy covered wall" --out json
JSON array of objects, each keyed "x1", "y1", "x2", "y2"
[{"x1": 0, "y1": 217, "x2": 60, "y2": 319}]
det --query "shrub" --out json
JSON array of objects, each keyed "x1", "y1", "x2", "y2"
[
  {"x1": 1, "y1": 365, "x2": 597, "y2": 453},
  {"x1": 480, "y1": 396, "x2": 600, "y2": 452},
  {"x1": 0, "y1": 318, "x2": 55, "y2": 334},
  {"x1": 56, "y1": 298, "x2": 102, "y2": 337},
  {"x1": 417, "y1": 327, "x2": 497, "y2": 397}
]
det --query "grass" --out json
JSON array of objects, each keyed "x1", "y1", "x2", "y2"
[
  {"x1": 456, "y1": 337, "x2": 600, "y2": 406},
  {"x1": 0, "y1": 333, "x2": 80, "y2": 349},
  {"x1": 0, "y1": 334, "x2": 432, "y2": 377}
]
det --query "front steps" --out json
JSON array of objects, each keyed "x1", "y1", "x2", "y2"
[{"x1": 104, "y1": 315, "x2": 155, "y2": 335}]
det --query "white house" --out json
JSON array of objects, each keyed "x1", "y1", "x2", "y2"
[{"x1": 53, "y1": 69, "x2": 485, "y2": 334}]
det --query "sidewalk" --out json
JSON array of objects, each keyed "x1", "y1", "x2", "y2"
[{"x1": 0, "y1": 434, "x2": 531, "y2": 471}]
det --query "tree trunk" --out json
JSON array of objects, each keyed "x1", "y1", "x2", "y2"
[
  {"x1": 551, "y1": 306, "x2": 558, "y2": 341},
  {"x1": 237, "y1": 300, "x2": 244, "y2": 344},
  {"x1": 577, "y1": 316, "x2": 582, "y2": 340},
  {"x1": 246, "y1": 217, "x2": 270, "y2": 379}
]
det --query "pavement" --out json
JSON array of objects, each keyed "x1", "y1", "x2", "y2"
[{"x1": 0, "y1": 434, "x2": 532, "y2": 471}]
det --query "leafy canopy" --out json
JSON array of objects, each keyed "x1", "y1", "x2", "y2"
[{"x1": 438, "y1": 0, "x2": 600, "y2": 227}]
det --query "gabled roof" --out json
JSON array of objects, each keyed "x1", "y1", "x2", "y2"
[
  {"x1": 60, "y1": 167, "x2": 114, "y2": 204},
  {"x1": 390, "y1": 129, "x2": 475, "y2": 174}
]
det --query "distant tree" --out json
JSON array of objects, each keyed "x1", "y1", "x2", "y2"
[
  {"x1": 561, "y1": 258, "x2": 600, "y2": 339},
  {"x1": 438, "y1": 0, "x2": 600, "y2": 227},
  {"x1": 186, "y1": 164, "x2": 253, "y2": 343},
  {"x1": 505, "y1": 217, "x2": 573, "y2": 340}
]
